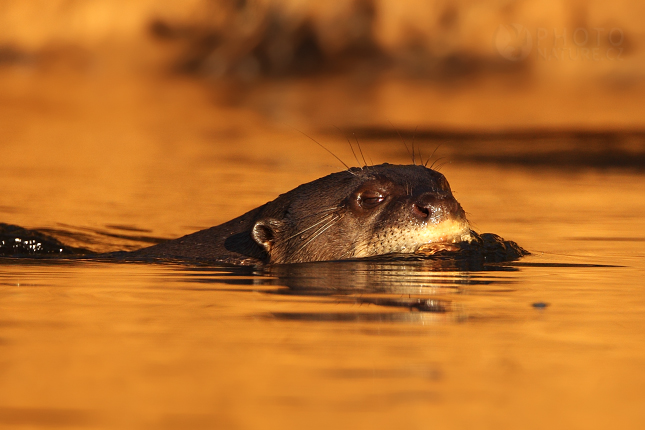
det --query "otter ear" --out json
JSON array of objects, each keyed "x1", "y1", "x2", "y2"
[{"x1": 251, "y1": 218, "x2": 283, "y2": 253}]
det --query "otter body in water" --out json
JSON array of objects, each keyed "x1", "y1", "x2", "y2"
[
  {"x1": 1, "y1": 164, "x2": 526, "y2": 265},
  {"x1": 132, "y1": 163, "x2": 511, "y2": 265}
]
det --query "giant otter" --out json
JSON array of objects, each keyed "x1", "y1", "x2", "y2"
[
  {"x1": 0, "y1": 163, "x2": 527, "y2": 265},
  {"x1": 131, "y1": 163, "x2": 526, "y2": 264}
]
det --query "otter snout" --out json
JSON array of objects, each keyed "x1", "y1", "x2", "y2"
[{"x1": 412, "y1": 192, "x2": 464, "y2": 222}]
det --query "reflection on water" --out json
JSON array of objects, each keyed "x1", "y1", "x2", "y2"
[
  {"x1": 198, "y1": 259, "x2": 519, "y2": 324},
  {"x1": 347, "y1": 128, "x2": 645, "y2": 171},
  {"x1": 1, "y1": 248, "x2": 644, "y2": 428}
]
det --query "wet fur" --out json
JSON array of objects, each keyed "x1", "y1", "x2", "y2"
[{"x1": 133, "y1": 163, "x2": 469, "y2": 265}]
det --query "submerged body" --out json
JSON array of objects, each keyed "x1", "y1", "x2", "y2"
[{"x1": 1, "y1": 164, "x2": 526, "y2": 265}]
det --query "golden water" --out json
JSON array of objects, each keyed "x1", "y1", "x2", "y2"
[{"x1": 1, "y1": 70, "x2": 644, "y2": 429}]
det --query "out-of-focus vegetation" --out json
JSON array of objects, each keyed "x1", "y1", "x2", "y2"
[
  {"x1": 147, "y1": 0, "x2": 528, "y2": 81},
  {"x1": 0, "y1": 0, "x2": 644, "y2": 131},
  {"x1": 1, "y1": 0, "x2": 642, "y2": 77}
]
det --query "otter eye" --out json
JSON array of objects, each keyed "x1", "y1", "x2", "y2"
[{"x1": 358, "y1": 191, "x2": 385, "y2": 209}]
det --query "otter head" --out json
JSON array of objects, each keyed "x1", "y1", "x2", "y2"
[{"x1": 250, "y1": 163, "x2": 472, "y2": 264}]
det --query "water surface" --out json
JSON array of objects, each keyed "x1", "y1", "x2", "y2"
[{"x1": 1, "y1": 70, "x2": 644, "y2": 429}]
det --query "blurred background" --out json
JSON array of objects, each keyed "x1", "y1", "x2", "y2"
[{"x1": 1, "y1": 0, "x2": 644, "y2": 128}]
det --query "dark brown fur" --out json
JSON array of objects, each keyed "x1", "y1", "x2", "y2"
[{"x1": 132, "y1": 163, "x2": 470, "y2": 265}]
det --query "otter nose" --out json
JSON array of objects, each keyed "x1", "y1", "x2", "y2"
[{"x1": 412, "y1": 192, "x2": 459, "y2": 220}]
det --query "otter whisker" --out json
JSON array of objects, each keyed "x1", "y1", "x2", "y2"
[
  {"x1": 338, "y1": 246, "x2": 357, "y2": 260},
  {"x1": 333, "y1": 125, "x2": 361, "y2": 168},
  {"x1": 287, "y1": 125, "x2": 355, "y2": 174},
  {"x1": 424, "y1": 144, "x2": 443, "y2": 167},
  {"x1": 285, "y1": 213, "x2": 336, "y2": 241},
  {"x1": 291, "y1": 206, "x2": 341, "y2": 221},
  {"x1": 346, "y1": 136, "x2": 361, "y2": 167},
  {"x1": 352, "y1": 133, "x2": 367, "y2": 167},
  {"x1": 294, "y1": 214, "x2": 343, "y2": 255},
  {"x1": 300, "y1": 219, "x2": 340, "y2": 251},
  {"x1": 411, "y1": 125, "x2": 419, "y2": 161},
  {"x1": 430, "y1": 156, "x2": 447, "y2": 170},
  {"x1": 389, "y1": 120, "x2": 413, "y2": 165},
  {"x1": 434, "y1": 160, "x2": 451, "y2": 171},
  {"x1": 409, "y1": 125, "x2": 422, "y2": 165}
]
